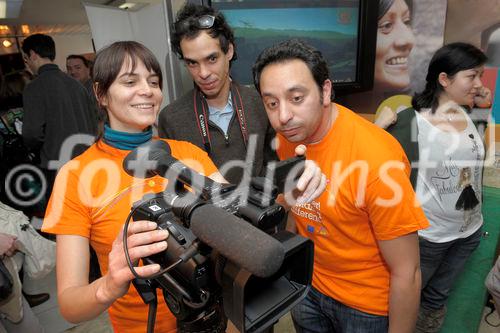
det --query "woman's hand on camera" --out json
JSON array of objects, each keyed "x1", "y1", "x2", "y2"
[{"x1": 98, "y1": 221, "x2": 169, "y2": 303}]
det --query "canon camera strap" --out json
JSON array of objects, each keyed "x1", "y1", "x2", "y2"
[{"x1": 193, "y1": 83, "x2": 248, "y2": 154}]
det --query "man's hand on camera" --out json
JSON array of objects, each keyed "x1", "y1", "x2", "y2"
[
  {"x1": 281, "y1": 145, "x2": 326, "y2": 208},
  {"x1": 97, "y1": 221, "x2": 169, "y2": 304}
]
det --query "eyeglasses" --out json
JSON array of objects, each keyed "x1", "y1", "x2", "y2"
[{"x1": 177, "y1": 15, "x2": 216, "y2": 31}]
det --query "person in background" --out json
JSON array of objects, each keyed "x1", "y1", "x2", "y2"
[
  {"x1": 66, "y1": 54, "x2": 99, "y2": 115},
  {"x1": 66, "y1": 54, "x2": 93, "y2": 95},
  {"x1": 386, "y1": 42, "x2": 489, "y2": 333},
  {"x1": 41, "y1": 40, "x2": 324, "y2": 333},
  {"x1": 158, "y1": 3, "x2": 277, "y2": 185},
  {"x1": 21, "y1": 34, "x2": 97, "y2": 204},
  {"x1": 253, "y1": 39, "x2": 428, "y2": 333}
]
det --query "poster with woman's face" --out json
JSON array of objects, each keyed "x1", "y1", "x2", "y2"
[
  {"x1": 374, "y1": 0, "x2": 415, "y2": 93},
  {"x1": 342, "y1": 0, "x2": 447, "y2": 115}
]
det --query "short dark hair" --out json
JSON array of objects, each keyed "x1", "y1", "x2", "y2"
[
  {"x1": 170, "y1": 4, "x2": 237, "y2": 62},
  {"x1": 93, "y1": 41, "x2": 163, "y2": 139},
  {"x1": 412, "y1": 42, "x2": 487, "y2": 113},
  {"x1": 66, "y1": 54, "x2": 90, "y2": 68},
  {"x1": 252, "y1": 39, "x2": 333, "y2": 101},
  {"x1": 22, "y1": 34, "x2": 56, "y2": 61}
]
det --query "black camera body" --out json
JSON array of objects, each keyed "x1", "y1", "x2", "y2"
[
  {"x1": 124, "y1": 141, "x2": 314, "y2": 333},
  {"x1": 132, "y1": 196, "x2": 212, "y2": 315}
]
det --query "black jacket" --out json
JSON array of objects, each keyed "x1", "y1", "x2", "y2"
[
  {"x1": 386, "y1": 107, "x2": 420, "y2": 187},
  {"x1": 22, "y1": 64, "x2": 97, "y2": 168}
]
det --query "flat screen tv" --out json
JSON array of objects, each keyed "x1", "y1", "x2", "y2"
[{"x1": 207, "y1": 0, "x2": 378, "y2": 96}]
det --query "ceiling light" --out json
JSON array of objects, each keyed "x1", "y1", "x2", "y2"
[
  {"x1": 106, "y1": 0, "x2": 148, "y2": 11},
  {"x1": 118, "y1": 2, "x2": 137, "y2": 10},
  {"x1": 2, "y1": 39, "x2": 12, "y2": 47}
]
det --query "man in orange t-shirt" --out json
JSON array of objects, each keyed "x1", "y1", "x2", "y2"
[
  {"x1": 42, "y1": 139, "x2": 218, "y2": 333},
  {"x1": 253, "y1": 40, "x2": 429, "y2": 333}
]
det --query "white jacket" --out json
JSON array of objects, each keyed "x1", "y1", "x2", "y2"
[{"x1": 0, "y1": 202, "x2": 55, "y2": 280}]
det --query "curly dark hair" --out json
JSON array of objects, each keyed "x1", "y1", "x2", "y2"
[{"x1": 170, "y1": 4, "x2": 237, "y2": 63}]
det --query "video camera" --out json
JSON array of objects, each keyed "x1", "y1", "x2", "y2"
[{"x1": 122, "y1": 140, "x2": 314, "y2": 333}]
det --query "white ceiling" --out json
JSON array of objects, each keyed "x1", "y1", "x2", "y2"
[
  {"x1": 0, "y1": 0, "x2": 161, "y2": 25},
  {"x1": 0, "y1": 0, "x2": 109, "y2": 26},
  {"x1": 0, "y1": 0, "x2": 161, "y2": 36}
]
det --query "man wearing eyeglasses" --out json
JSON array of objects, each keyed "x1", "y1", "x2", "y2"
[{"x1": 158, "y1": 3, "x2": 277, "y2": 186}]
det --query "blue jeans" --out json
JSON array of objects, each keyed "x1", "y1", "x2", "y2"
[
  {"x1": 419, "y1": 227, "x2": 482, "y2": 310},
  {"x1": 291, "y1": 287, "x2": 388, "y2": 333}
]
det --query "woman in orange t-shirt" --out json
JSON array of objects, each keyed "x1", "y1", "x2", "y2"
[
  {"x1": 42, "y1": 39, "x2": 326, "y2": 333},
  {"x1": 42, "y1": 41, "x2": 224, "y2": 333}
]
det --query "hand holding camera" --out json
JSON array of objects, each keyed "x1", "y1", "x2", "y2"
[{"x1": 98, "y1": 221, "x2": 169, "y2": 304}]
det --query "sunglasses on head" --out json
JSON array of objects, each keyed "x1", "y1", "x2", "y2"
[{"x1": 178, "y1": 15, "x2": 216, "y2": 30}]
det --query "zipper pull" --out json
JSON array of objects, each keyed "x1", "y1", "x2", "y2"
[{"x1": 225, "y1": 134, "x2": 229, "y2": 146}]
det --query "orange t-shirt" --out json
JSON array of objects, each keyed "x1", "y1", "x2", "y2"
[
  {"x1": 42, "y1": 139, "x2": 218, "y2": 333},
  {"x1": 277, "y1": 104, "x2": 429, "y2": 316}
]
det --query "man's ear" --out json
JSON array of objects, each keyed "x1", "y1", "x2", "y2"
[
  {"x1": 322, "y1": 79, "x2": 333, "y2": 105},
  {"x1": 226, "y1": 43, "x2": 234, "y2": 62},
  {"x1": 28, "y1": 50, "x2": 38, "y2": 61},
  {"x1": 438, "y1": 72, "x2": 449, "y2": 88}
]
